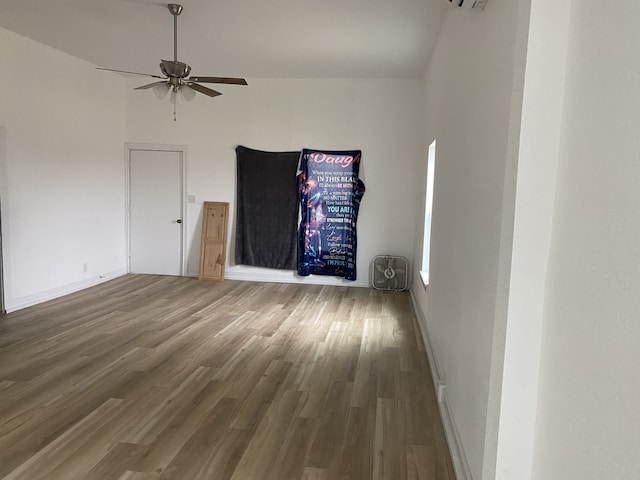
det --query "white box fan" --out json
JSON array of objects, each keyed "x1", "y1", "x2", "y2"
[{"x1": 371, "y1": 255, "x2": 409, "y2": 291}]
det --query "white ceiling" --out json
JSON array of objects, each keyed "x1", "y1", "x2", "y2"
[{"x1": 0, "y1": 0, "x2": 449, "y2": 79}]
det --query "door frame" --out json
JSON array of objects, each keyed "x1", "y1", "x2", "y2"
[
  {"x1": 0, "y1": 198, "x2": 5, "y2": 314},
  {"x1": 125, "y1": 143, "x2": 188, "y2": 276}
]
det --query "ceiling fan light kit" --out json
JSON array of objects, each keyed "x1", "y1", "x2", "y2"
[{"x1": 97, "y1": 3, "x2": 247, "y2": 120}]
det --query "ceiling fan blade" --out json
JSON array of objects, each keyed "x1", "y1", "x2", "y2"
[
  {"x1": 188, "y1": 76, "x2": 248, "y2": 86},
  {"x1": 96, "y1": 67, "x2": 164, "y2": 79},
  {"x1": 134, "y1": 81, "x2": 169, "y2": 90},
  {"x1": 185, "y1": 82, "x2": 222, "y2": 98}
]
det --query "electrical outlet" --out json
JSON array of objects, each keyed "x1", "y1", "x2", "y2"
[
  {"x1": 83, "y1": 262, "x2": 88, "y2": 273},
  {"x1": 437, "y1": 382, "x2": 447, "y2": 402}
]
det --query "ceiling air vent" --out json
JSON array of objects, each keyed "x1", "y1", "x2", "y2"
[{"x1": 449, "y1": 0, "x2": 489, "y2": 10}]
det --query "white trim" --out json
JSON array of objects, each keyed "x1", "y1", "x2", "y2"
[
  {"x1": 124, "y1": 144, "x2": 131, "y2": 273},
  {"x1": 440, "y1": 389, "x2": 474, "y2": 480},
  {"x1": 410, "y1": 289, "x2": 472, "y2": 480},
  {"x1": 410, "y1": 289, "x2": 444, "y2": 385},
  {"x1": 5, "y1": 268, "x2": 127, "y2": 313},
  {"x1": 125, "y1": 143, "x2": 188, "y2": 276},
  {"x1": 226, "y1": 267, "x2": 370, "y2": 288}
]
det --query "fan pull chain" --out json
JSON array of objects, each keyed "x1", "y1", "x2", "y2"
[{"x1": 173, "y1": 89, "x2": 177, "y2": 121}]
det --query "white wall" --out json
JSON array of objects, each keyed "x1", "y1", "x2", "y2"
[
  {"x1": 533, "y1": 3, "x2": 640, "y2": 478},
  {"x1": 125, "y1": 78, "x2": 425, "y2": 286},
  {"x1": 414, "y1": 1, "x2": 640, "y2": 479},
  {"x1": 489, "y1": 0, "x2": 571, "y2": 478},
  {"x1": 411, "y1": 1, "x2": 530, "y2": 478},
  {"x1": 0, "y1": 28, "x2": 127, "y2": 311}
]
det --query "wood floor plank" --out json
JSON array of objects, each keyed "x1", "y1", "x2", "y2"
[
  {"x1": 407, "y1": 444, "x2": 437, "y2": 480},
  {"x1": 269, "y1": 416, "x2": 316, "y2": 480},
  {"x1": 0, "y1": 368, "x2": 146, "y2": 477},
  {"x1": 154, "y1": 397, "x2": 243, "y2": 479},
  {"x1": 0, "y1": 275, "x2": 455, "y2": 480},
  {"x1": 331, "y1": 406, "x2": 375, "y2": 479},
  {"x1": 122, "y1": 366, "x2": 214, "y2": 445},
  {"x1": 300, "y1": 467, "x2": 329, "y2": 480},
  {"x1": 229, "y1": 389, "x2": 302, "y2": 480},
  {"x1": 373, "y1": 397, "x2": 408, "y2": 480},
  {"x1": 228, "y1": 359, "x2": 293, "y2": 429},
  {"x1": 118, "y1": 383, "x2": 228, "y2": 475},
  {"x1": 116, "y1": 471, "x2": 154, "y2": 480},
  {"x1": 305, "y1": 380, "x2": 353, "y2": 469},
  {"x1": 83, "y1": 442, "x2": 146, "y2": 480},
  {"x1": 189, "y1": 426, "x2": 255, "y2": 480},
  {"x1": 2, "y1": 397, "x2": 125, "y2": 480}
]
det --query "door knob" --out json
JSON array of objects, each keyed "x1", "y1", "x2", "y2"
[{"x1": 176, "y1": 219, "x2": 182, "y2": 224}]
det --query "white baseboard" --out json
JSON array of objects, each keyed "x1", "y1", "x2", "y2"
[
  {"x1": 225, "y1": 266, "x2": 370, "y2": 288},
  {"x1": 5, "y1": 268, "x2": 128, "y2": 313},
  {"x1": 409, "y1": 289, "x2": 473, "y2": 480},
  {"x1": 409, "y1": 290, "x2": 445, "y2": 388},
  {"x1": 439, "y1": 388, "x2": 474, "y2": 480}
]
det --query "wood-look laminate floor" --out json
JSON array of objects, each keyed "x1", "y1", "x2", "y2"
[{"x1": 0, "y1": 275, "x2": 455, "y2": 480}]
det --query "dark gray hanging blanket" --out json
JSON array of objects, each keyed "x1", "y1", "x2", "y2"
[{"x1": 235, "y1": 145, "x2": 300, "y2": 270}]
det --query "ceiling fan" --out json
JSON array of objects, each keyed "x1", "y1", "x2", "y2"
[{"x1": 98, "y1": 3, "x2": 247, "y2": 113}]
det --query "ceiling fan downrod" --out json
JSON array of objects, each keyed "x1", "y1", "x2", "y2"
[
  {"x1": 168, "y1": 4, "x2": 183, "y2": 62},
  {"x1": 168, "y1": 4, "x2": 182, "y2": 122}
]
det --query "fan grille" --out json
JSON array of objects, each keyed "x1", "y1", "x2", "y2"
[{"x1": 370, "y1": 255, "x2": 409, "y2": 291}]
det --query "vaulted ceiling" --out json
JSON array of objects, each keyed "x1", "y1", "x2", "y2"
[{"x1": 0, "y1": 0, "x2": 449, "y2": 79}]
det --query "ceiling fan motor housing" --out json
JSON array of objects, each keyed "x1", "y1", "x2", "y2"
[{"x1": 160, "y1": 60, "x2": 191, "y2": 78}]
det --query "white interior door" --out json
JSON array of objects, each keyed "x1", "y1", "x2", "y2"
[{"x1": 129, "y1": 148, "x2": 184, "y2": 275}]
